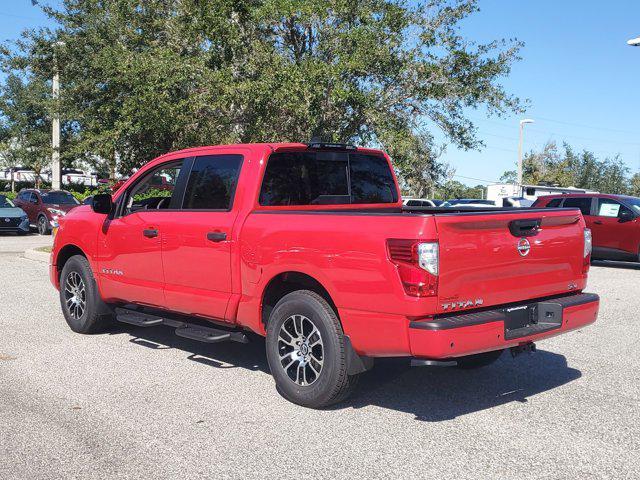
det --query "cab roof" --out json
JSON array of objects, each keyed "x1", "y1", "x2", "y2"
[{"x1": 158, "y1": 142, "x2": 385, "y2": 159}]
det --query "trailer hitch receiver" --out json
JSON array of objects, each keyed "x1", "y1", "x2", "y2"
[{"x1": 510, "y1": 342, "x2": 536, "y2": 358}]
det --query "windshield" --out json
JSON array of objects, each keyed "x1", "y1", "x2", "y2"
[
  {"x1": 40, "y1": 191, "x2": 79, "y2": 205},
  {"x1": 0, "y1": 195, "x2": 15, "y2": 208},
  {"x1": 625, "y1": 196, "x2": 640, "y2": 214}
]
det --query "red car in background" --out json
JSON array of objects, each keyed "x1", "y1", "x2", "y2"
[
  {"x1": 13, "y1": 189, "x2": 81, "y2": 235},
  {"x1": 532, "y1": 193, "x2": 640, "y2": 262}
]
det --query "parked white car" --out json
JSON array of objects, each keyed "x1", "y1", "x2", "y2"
[{"x1": 402, "y1": 198, "x2": 446, "y2": 208}]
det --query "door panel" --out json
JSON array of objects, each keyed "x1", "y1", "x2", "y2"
[
  {"x1": 161, "y1": 212, "x2": 238, "y2": 319},
  {"x1": 590, "y1": 198, "x2": 639, "y2": 255},
  {"x1": 96, "y1": 159, "x2": 188, "y2": 307},
  {"x1": 96, "y1": 211, "x2": 166, "y2": 306},
  {"x1": 161, "y1": 154, "x2": 243, "y2": 321},
  {"x1": 17, "y1": 192, "x2": 37, "y2": 223}
]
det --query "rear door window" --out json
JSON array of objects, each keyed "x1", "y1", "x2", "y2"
[
  {"x1": 562, "y1": 197, "x2": 593, "y2": 215},
  {"x1": 182, "y1": 155, "x2": 243, "y2": 210},
  {"x1": 597, "y1": 198, "x2": 632, "y2": 219},
  {"x1": 259, "y1": 151, "x2": 397, "y2": 206},
  {"x1": 545, "y1": 198, "x2": 563, "y2": 208}
]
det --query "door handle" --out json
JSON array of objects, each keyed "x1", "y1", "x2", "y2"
[
  {"x1": 207, "y1": 232, "x2": 227, "y2": 242},
  {"x1": 593, "y1": 221, "x2": 603, "y2": 225},
  {"x1": 143, "y1": 228, "x2": 158, "y2": 238}
]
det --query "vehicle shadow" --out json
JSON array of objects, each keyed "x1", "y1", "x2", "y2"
[
  {"x1": 338, "y1": 351, "x2": 581, "y2": 421},
  {"x1": 108, "y1": 323, "x2": 270, "y2": 373},
  {"x1": 109, "y1": 323, "x2": 580, "y2": 421},
  {"x1": 591, "y1": 259, "x2": 640, "y2": 270}
]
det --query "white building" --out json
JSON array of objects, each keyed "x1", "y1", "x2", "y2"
[{"x1": 486, "y1": 183, "x2": 598, "y2": 207}]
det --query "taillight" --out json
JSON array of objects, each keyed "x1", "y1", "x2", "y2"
[
  {"x1": 387, "y1": 239, "x2": 439, "y2": 297},
  {"x1": 583, "y1": 228, "x2": 592, "y2": 274}
]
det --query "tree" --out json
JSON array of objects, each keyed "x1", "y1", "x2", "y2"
[
  {"x1": 0, "y1": 74, "x2": 51, "y2": 187},
  {"x1": 2, "y1": 0, "x2": 524, "y2": 182},
  {"x1": 435, "y1": 180, "x2": 484, "y2": 200},
  {"x1": 500, "y1": 141, "x2": 632, "y2": 194},
  {"x1": 630, "y1": 173, "x2": 640, "y2": 197},
  {"x1": 499, "y1": 170, "x2": 517, "y2": 183}
]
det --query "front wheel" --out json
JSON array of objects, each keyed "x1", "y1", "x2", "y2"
[
  {"x1": 59, "y1": 255, "x2": 114, "y2": 334},
  {"x1": 37, "y1": 215, "x2": 51, "y2": 235},
  {"x1": 265, "y1": 290, "x2": 359, "y2": 408}
]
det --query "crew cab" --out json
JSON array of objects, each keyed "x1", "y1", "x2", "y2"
[
  {"x1": 50, "y1": 143, "x2": 599, "y2": 407},
  {"x1": 533, "y1": 193, "x2": 640, "y2": 262}
]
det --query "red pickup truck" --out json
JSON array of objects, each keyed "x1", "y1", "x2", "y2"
[{"x1": 50, "y1": 142, "x2": 599, "y2": 407}]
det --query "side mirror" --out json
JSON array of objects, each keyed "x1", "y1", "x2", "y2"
[
  {"x1": 619, "y1": 209, "x2": 635, "y2": 223},
  {"x1": 92, "y1": 193, "x2": 113, "y2": 215}
]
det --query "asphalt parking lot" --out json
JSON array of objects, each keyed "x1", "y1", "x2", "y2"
[{"x1": 1, "y1": 236, "x2": 639, "y2": 479}]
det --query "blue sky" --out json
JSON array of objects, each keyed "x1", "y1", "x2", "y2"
[{"x1": 1, "y1": 1, "x2": 639, "y2": 185}]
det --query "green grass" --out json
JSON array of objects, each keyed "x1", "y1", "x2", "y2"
[{"x1": 35, "y1": 246, "x2": 52, "y2": 253}]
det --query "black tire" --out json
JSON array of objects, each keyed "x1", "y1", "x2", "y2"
[
  {"x1": 59, "y1": 255, "x2": 114, "y2": 334},
  {"x1": 456, "y1": 349, "x2": 504, "y2": 369},
  {"x1": 265, "y1": 290, "x2": 359, "y2": 408},
  {"x1": 37, "y1": 215, "x2": 51, "y2": 235}
]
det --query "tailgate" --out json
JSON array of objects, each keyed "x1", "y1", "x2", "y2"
[{"x1": 434, "y1": 209, "x2": 586, "y2": 313}]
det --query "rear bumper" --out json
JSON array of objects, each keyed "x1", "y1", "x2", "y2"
[{"x1": 408, "y1": 293, "x2": 599, "y2": 359}]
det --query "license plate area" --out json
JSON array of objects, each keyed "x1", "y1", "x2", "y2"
[{"x1": 503, "y1": 302, "x2": 563, "y2": 340}]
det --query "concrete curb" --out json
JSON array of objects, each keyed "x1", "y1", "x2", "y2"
[{"x1": 22, "y1": 248, "x2": 50, "y2": 264}]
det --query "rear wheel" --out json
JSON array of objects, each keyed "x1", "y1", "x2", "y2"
[
  {"x1": 37, "y1": 215, "x2": 50, "y2": 235},
  {"x1": 456, "y1": 349, "x2": 504, "y2": 369},
  {"x1": 59, "y1": 255, "x2": 114, "y2": 334},
  {"x1": 265, "y1": 290, "x2": 359, "y2": 408}
]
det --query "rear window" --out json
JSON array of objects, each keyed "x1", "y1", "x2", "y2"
[
  {"x1": 562, "y1": 197, "x2": 592, "y2": 215},
  {"x1": 259, "y1": 151, "x2": 397, "y2": 206}
]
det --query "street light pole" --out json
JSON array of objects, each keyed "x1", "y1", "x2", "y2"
[
  {"x1": 517, "y1": 119, "x2": 535, "y2": 187},
  {"x1": 51, "y1": 41, "x2": 65, "y2": 190},
  {"x1": 51, "y1": 68, "x2": 61, "y2": 190}
]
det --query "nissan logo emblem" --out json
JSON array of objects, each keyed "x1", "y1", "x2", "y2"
[
  {"x1": 517, "y1": 238, "x2": 531, "y2": 257},
  {"x1": 3, "y1": 218, "x2": 9, "y2": 223}
]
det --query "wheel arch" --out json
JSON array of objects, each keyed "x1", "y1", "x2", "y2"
[
  {"x1": 261, "y1": 271, "x2": 339, "y2": 329},
  {"x1": 55, "y1": 244, "x2": 88, "y2": 280}
]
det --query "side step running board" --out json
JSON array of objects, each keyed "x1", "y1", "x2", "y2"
[
  {"x1": 115, "y1": 307, "x2": 248, "y2": 344},
  {"x1": 116, "y1": 309, "x2": 164, "y2": 327}
]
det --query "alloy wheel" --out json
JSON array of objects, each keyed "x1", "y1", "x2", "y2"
[
  {"x1": 277, "y1": 314, "x2": 324, "y2": 386},
  {"x1": 64, "y1": 271, "x2": 86, "y2": 320},
  {"x1": 38, "y1": 216, "x2": 47, "y2": 235}
]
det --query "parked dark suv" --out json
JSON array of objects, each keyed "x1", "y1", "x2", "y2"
[
  {"x1": 13, "y1": 189, "x2": 80, "y2": 235},
  {"x1": 533, "y1": 193, "x2": 640, "y2": 262}
]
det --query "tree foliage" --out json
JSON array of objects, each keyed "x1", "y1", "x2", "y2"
[
  {"x1": 1, "y1": 0, "x2": 524, "y2": 185},
  {"x1": 434, "y1": 179, "x2": 484, "y2": 200},
  {"x1": 501, "y1": 141, "x2": 636, "y2": 195}
]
